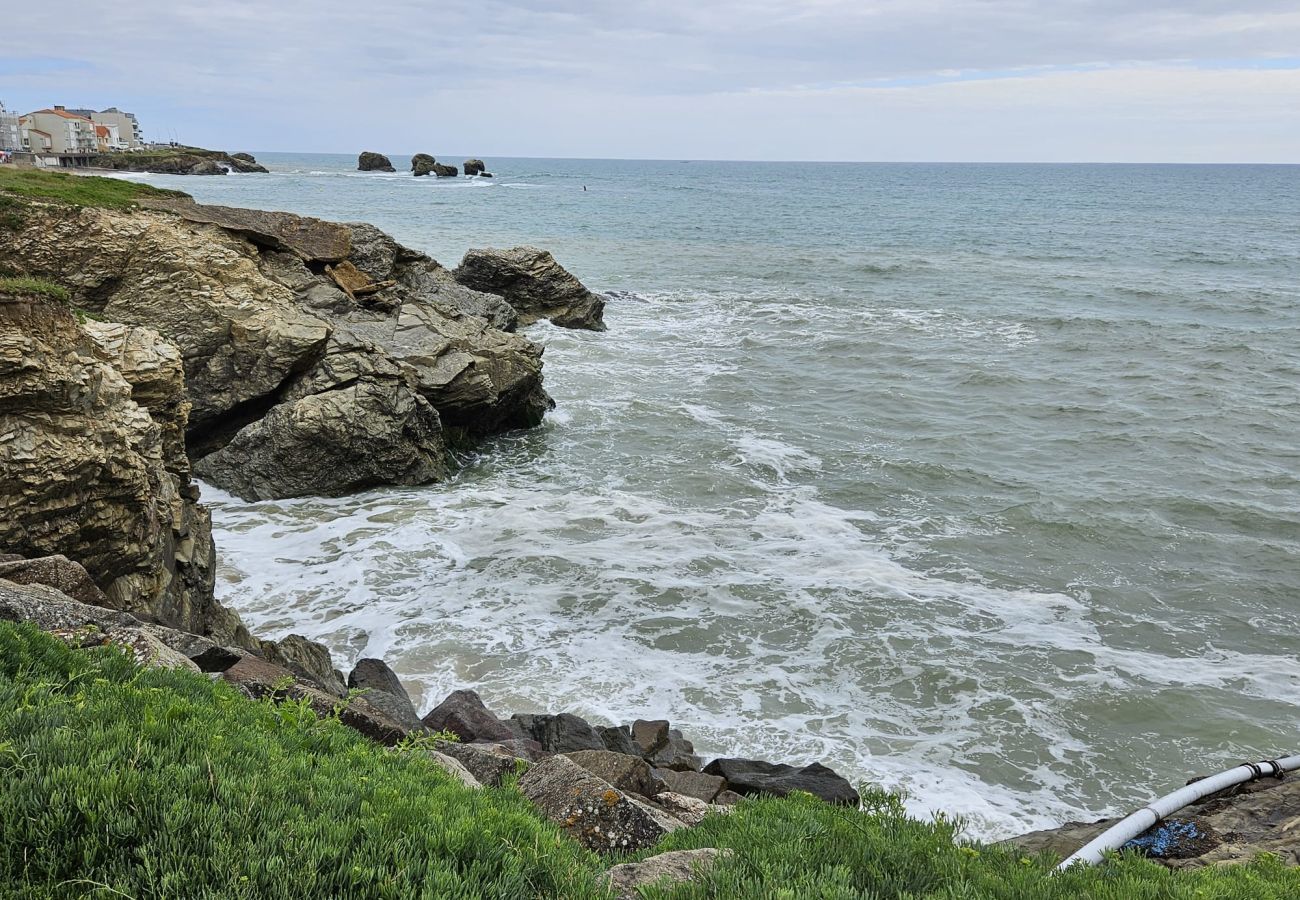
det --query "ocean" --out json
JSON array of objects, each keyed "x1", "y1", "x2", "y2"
[{"x1": 112, "y1": 154, "x2": 1300, "y2": 838}]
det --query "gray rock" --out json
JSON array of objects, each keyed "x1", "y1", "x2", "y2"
[
  {"x1": 194, "y1": 376, "x2": 448, "y2": 500},
  {"x1": 604, "y1": 849, "x2": 729, "y2": 900},
  {"x1": 411, "y1": 153, "x2": 437, "y2": 177},
  {"x1": 510, "y1": 712, "x2": 607, "y2": 754},
  {"x1": 0, "y1": 555, "x2": 107, "y2": 607},
  {"x1": 436, "y1": 741, "x2": 522, "y2": 787},
  {"x1": 599, "y1": 724, "x2": 641, "y2": 756},
  {"x1": 655, "y1": 768, "x2": 727, "y2": 803},
  {"x1": 632, "y1": 720, "x2": 702, "y2": 771},
  {"x1": 463, "y1": 159, "x2": 486, "y2": 176},
  {"x1": 422, "y1": 750, "x2": 481, "y2": 789},
  {"x1": 517, "y1": 755, "x2": 684, "y2": 853},
  {"x1": 260, "y1": 633, "x2": 346, "y2": 697},
  {"x1": 564, "y1": 749, "x2": 665, "y2": 798},
  {"x1": 654, "y1": 791, "x2": 711, "y2": 826},
  {"x1": 347, "y1": 658, "x2": 421, "y2": 729},
  {"x1": 358, "y1": 151, "x2": 396, "y2": 172},
  {"x1": 453, "y1": 246, "x2": 606, "y2": 331},
  {"x1": 187, "y1": 159, "x2": 226, "y2": 175},
  {"x1": 421, "y1": 689, "x2": 517, "y2": 743},
  {"x1": 221, "y1": 654, "x2": 410, "y2": 745},
  {"x1": 702, "y1": 758, "x2": 860, "y2": 806},
  {"x1": 713, "y1": 789, "x2": 745, "y2": 806}
]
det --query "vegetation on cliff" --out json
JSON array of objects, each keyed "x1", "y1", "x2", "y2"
[
  {"x1": 1, "y1": 622, "x2": 1295, "y2": 899},
  {"x1": 0, "y1": 167, "x2": 186, "y2": 210}
]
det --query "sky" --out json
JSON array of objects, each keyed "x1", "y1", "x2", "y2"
[{"x1": 3, "y1": 1, "x2": 1300, "y2": 162}]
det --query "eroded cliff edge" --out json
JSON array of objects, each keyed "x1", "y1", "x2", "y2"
[{"x1": 0, "y1": 189, "x2": 606, "y2": 501}]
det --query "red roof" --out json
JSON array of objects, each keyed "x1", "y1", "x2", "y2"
[{"x1": 30, "y1": 108, "x2": 93, "y2": 122}]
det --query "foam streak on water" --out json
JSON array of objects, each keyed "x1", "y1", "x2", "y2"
[{"x1": 156, "y1": 156, "x2": 1300, "y2": 839}]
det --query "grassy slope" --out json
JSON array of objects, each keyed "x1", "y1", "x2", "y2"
[
  {"x1": 0, "y1": 166, "x2": 187, "y2": 209},
  {"x1": 1, "y1": 623, "x2": 1296, "y2": 899}
]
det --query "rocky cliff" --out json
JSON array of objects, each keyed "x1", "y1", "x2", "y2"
[
  {"x1": 0, "y1": 287, "x2": 250, "y2": 646},
  {"x1": 0, "y1": 196, "x2": 574, "y2": 500}
]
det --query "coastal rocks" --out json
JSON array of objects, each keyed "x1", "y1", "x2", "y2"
[
  {"x1": 604, "y1": 849, "x2": 728, "y2": 900},
  {"x1": 463, "y1": 159, "x2": 486, "y2": 176},
  {"x1": 510, "y1": 712, "x2": 607, "y2": 754},
  {"x1": 563, "y1": 749, "x2": 666, "y2": 798},
  {"x1": 435, "y1": 741, "x2": 521, "y2": 787},
  {"x1": 194, "y1": 369, "x2": 448, "y2": 499},
  {"x1": 1003, "y1": 776, "x2": 1300, "y2": 869},
  {"x1": 348, "y1": 658, "x2": 422, "y2": 728},
  {"x1": 632, "y1": 719, "x2": 703, "y2": 772},
  {"x1": 653, "y1": 791, "x2": 712, "y2": 826},
  {"x1": 453, "y1": 246, "x2": 606, "y2": 330},
  {"x1": 655, "y1": 768, "x2": 727, "y2": 803},
  {"x1": 703, "y1": 758, "x2": 860, "y2": 806},
  {"x1": 221, "y1": 654, "x2": 410, "y2": 745},
  {"x1": 0, "y1": 197, "x2": 555, "y2": 502},
  {"x1": 0, "y1": 286, "x2": 250, "y2": 648},
  {"x1": 411, "y1": 153, "x2": 436, "y2": 177},
  {"x1": 422, "y1": 750, "x2": 482, "y2": 789},
  {"x1": 0, "y1": 555, "x2": 108, "y2": 607},
  {"x1": 517, "y1": 755, "x2": 685, "y2": 853},
  {"x1": 88, "y1": 148, "x2": 268, "y2": 175},
  {"x1": 261, "y1": 633, "x2": 347, "y2": 697},
  {"x1": 421, "y1": 689, "x2": 520, "y2": 744},
  {"x1": 187, "y1": 160, "x2": 226, "y2": 176},
  {"x1": 432, "y1": 162, "x2": 459, "y2": 177},
  {"x1": 137, "y1": 198, "x2": 353, "y2": 263},
  {"x1": 358, "y1": 151, "x2": 396, "y2": 172}
]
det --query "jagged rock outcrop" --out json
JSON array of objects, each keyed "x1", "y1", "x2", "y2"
[
  {"x1": 0, "y1": 199, "x2": 554, "y2": 501},
  {"x1": 1003, "y1": 776, "x2": 1300, "y2": 869},
  {"x1": 0, "y1": 288, "x2": 251, "y2": 647},
  {"x1": 463, "y1": 159, "x2": 486, "y2": 176},
  {"x1": 89, "y1": 148, "x2": 269, "y2": 175},
  {"x1": 454, "y1": 247, "x2": 606, "y2": 330},
  {"x1": 411, "y1": 153, "x2": 436, "y2": 177},
  {"x1": 358, "y1": 151, "x2": 396, "y2": 172}
]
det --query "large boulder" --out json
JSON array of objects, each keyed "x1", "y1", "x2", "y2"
[
  {"x1": 358, "y1": 151, "x2": 396, "y2": 172},
  {"x1": 631, "y1": 719, "x2": 703, "y2": 771},
  {"x1": 463, "y1": 159, "x2": 486, "y2": 176},
  {"x1": 421, "y1": 689, "x2": 518, "y2": 744},
  {"x1": 187, "y1": 160, "x2": 226, "y2": 176},
  {"x1": 348, "y1": 658, "x2": 422, "y2": 730},
  {"x1": 260, "y1": 633, "x2": 347, "y2": 697},
  {"x1": 1002, "y1": 776, "x2": 1300, "y2": 869},
  {"x1": 702, "y1": 758, "x2": 860, "y2": 807},
  {"x1": 564, "y1": 749, "x2": 665, "y2": 798},
  {"x1": 0, "y1": 287, "x2": 252, "y2": 648},
  {"x1": 431, "y1": 162, "x2": 459, "y2": 177},
  {"x1": 655, "y1": 768, "x2": 727, "y2": 803},
  {"x1": 0, "y1": 555, "x2": 107, "y2": 607},
  {"x1": 435, "y1": 741, "x2": 522, "y2": 787},
  {"x1": 518, "y1": 755, "x2": 685, "y2": 853},
  {"x1": 510, "y1": 712, "x2": 607, "y2": 754},
  {"x1": 453, "y1": 247, "x2": 606, "y2": 330},
  {"x1": 411, "y1": 153, "x2": 437, "y2": 177}
]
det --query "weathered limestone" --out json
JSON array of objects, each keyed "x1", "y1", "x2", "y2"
[
  {"x1": 0, "y1": 288, "x2": 250, "y2": 647},
  {"x1": 0, "y1": 199, "x2": 556, "y2": 501}
]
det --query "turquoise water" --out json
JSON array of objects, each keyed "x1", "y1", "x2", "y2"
[{"x1": 121, "y1": 156, "x2": 1300, "y2": 836}]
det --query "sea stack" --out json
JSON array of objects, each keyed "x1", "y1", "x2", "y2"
[{"x1": 357, "y1": 151, "x2": 396, "y2": 172}]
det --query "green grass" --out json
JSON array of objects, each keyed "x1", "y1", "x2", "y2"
[
  {"x1": 0, "y1": 166, "x2": 187, "y2": 210},
  {"x1": 0, "y1": 276, "x2": 70, "y2": 301},
  {"x1": 1, "y1": 622, "x2": 1296, "y2": 899}
]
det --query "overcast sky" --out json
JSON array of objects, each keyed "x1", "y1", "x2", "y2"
[{"x1": 4, "y1": 1, "x2": 1299, "y2": 161}]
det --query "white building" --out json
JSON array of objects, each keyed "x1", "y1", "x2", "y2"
[
  {"x1": 20, "y1": 107, "x2": 99, "y2": 153},
  {"x1": 91, "y1": 108, "x2": 143, "y2": 149}
]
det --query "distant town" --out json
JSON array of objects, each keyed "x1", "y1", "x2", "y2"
[{"x1": 0, "y1": 101, "x2": 156, "y2": 166}]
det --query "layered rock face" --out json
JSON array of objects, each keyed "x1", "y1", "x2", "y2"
[
  {"x1": 454, "y1": 247, "x2": 606, "y2": 331},
  {"x1": 0, "y1": 201, "x2": 556, "y2": 500},
  {"x1": 0, "y1": 288, "x2": 250, "y2": 646}
]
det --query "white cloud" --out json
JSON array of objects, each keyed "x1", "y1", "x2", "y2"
[{"x1": 3, "y1": 1, "x2": 1298, "y2": 159}]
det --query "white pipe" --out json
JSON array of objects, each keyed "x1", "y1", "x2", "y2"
[{"x1": 1057, "y1": 754, "x2": 1300, "y2": 869}]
